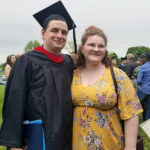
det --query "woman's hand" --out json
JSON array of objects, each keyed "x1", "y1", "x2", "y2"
[{"x1": 70, "y1": 53, "x2": 78, "y2": 65}]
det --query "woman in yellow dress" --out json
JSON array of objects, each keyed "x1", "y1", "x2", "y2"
[{"x1": 71, "y1": 26, "x2": 143, "y2": 150}]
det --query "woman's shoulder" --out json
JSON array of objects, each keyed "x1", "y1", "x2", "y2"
[
  {"x1": 74, "y1": 68, "x2": 80, "y2": 74},
  {"x1": 113, "y1": 67, "x2": 126, "y2": 75},
  {"x1": 5, "y1": 64, "x2": 11, "y2": 69},
  {"x1": 112, "y1": 67, "x2": 129, "y2": 81}
]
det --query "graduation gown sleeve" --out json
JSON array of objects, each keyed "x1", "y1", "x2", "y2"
[{"x1": 0, "y1": 55, "x2": 29, "y2": 148}]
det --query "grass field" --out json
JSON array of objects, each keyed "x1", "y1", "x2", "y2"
[
  {"x1": 0, "y1": 72, "x2": 3, "y2": 75},
  {"x1": 0, "y1": 84, "x2": 150, "y2": 150},
  {"x1": 0, "y1": 85, "x2": 6, "y2": 150}
]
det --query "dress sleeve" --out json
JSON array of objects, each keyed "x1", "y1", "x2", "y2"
[
  {"x1": 115, "y1": 68, "x2": 143, "y2": 120},
  {"x1": 0, "y1": 55, "x2": 30, "y2": 148}
]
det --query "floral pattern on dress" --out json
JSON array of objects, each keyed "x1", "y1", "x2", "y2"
[
  {"x1": 88, "y1": 130, "x2": 104, "y2": 150},
  {"x1": 72, "y1": 67, "x2": 143, "y2": 150}
]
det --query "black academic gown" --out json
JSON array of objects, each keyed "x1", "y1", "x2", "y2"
[{"x1": 0, "y1": 50, "x2": 75, "y2": 150}]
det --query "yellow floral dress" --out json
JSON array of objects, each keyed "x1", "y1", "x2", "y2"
[{"x1": 71, "y1": 67, "x2": 143, "y2": 150}]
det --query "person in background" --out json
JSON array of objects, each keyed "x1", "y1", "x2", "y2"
[
  {"x1": 133, "y1": 54, "x2": 146, "y2": 79},
  {"x1": 71, "y1": 26, "x2": 142, "y2": 150},
  {"x1": 118, "y1": 57, "x2": 127, "y2": 72},
  {"x1": 4, "y1": 54, "x2": 16, "y2": 79},
  {"x1": 0, "y1": 1, "x2": 76, "y2": 150},
  {"x1": 137, "y1": 53, "x2": 150, "y2": 121},
  {"x1": 126, "y1": 53, "x2": 141, "y2": 92},
  {"x1": 139, "y1": 54, "x2": 148, "y2": 65},
  {"x1": 111, "y1": 56, "x2": 117, "y2": 67},
  {"x1": 126, "y1": 53, "x2": 138, "y2": 78}
]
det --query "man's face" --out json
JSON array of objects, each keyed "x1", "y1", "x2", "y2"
[
  {"x1": 41, "y1": 20, "x2": 68, "y2": 55},
  {"x1": 122, "y1": 59, "x2": 127, "y2": 64},
  {"x1": 140, "y1": 57, "x2": 147, "y2": 64}
]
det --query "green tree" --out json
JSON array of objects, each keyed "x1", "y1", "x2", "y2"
[
  {"x1": 109, "y1": 52, "x2": 120, "y2": 64},
  {"x1": 64, "y1": 40, "x2": 77, "y2": 54},
  {"x1": 109, "y1": 52, "x2": 118, "y2": 59},
  {"x1": 126, "y1": 46, "x2": 150, "y2": 57},
  {"x1": 0, "y1": 63, "x2": 5, "y2": 71},
  {"x1": 24, "y1": 40, "x2": 41, "y2": 53},
  {"x1": 0, "y1": 63, "x2": 5, "y2": 75}
]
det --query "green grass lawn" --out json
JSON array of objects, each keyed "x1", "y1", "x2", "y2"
[
  {"x1": 0, "y1": 85, "x2": 4, "y2": 126},
  {"x1": 0, "y1": 72, "x2": 4, "y2": 76},
  {"x1": 0, "y1": 84, "x2": 150, "y2": 150},
  {"x1": 0, "y1": 84, "x2": 6, "y2": 150}
]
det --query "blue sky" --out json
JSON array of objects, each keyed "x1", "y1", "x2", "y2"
[{"x1": 0, "y1": 0, "x2": 150, "y2": 63}]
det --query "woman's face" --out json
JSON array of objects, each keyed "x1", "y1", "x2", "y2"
[
  {"x1": 111, "y1": 59, "x2": 117, "y2": 67},
  {"x1": 11, "y1": 56, "x2": 16, "y2": 64},
  {"x1": 81, "y1": 35, "x2": 106, "y2": 65}
]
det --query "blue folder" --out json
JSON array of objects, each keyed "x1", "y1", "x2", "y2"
[{"x1": 23, "y1": 120, "x2": 46, "y2": 150}]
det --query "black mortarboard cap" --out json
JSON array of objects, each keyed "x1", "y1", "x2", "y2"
[{"x1": 33, "y1": 1, "x2": 77, "y2": 53}]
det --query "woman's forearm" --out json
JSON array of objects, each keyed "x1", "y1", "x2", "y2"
[{"x1": 124, "y1": 115, "x2": 139, "y2": 150}]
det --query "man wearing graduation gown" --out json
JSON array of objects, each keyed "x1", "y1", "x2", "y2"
[{"x1": 0, "y1": 1, "x2": 76, "y2": 150}]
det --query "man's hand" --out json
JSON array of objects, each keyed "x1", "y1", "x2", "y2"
[{"x1": 70, "y1": 53, "x2": 78, "y2": 65}]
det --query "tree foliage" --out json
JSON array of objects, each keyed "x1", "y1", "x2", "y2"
[
  {"x1": 109, "y1": 52, "x2": 118, "y2": 59},
  {"x1": 109, "y1": 52, "x2": 120, "y2": 64},
  {"x1": 0, "y1": 63, "x2": 5, "y2": 71},
  {"x1": 64, "y1": 41, "x2": 77, "y2": 54},
  {"x1": 24, "y1": 40, "x2": 41, "y2": 53},
  {"x1": 126, "y1": 46, "x2": 150, "y2": 56}
]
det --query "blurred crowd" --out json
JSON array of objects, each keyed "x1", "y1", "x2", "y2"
[{"x1": 112, "y1": 52, "x2": 150, "y2": 121}]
